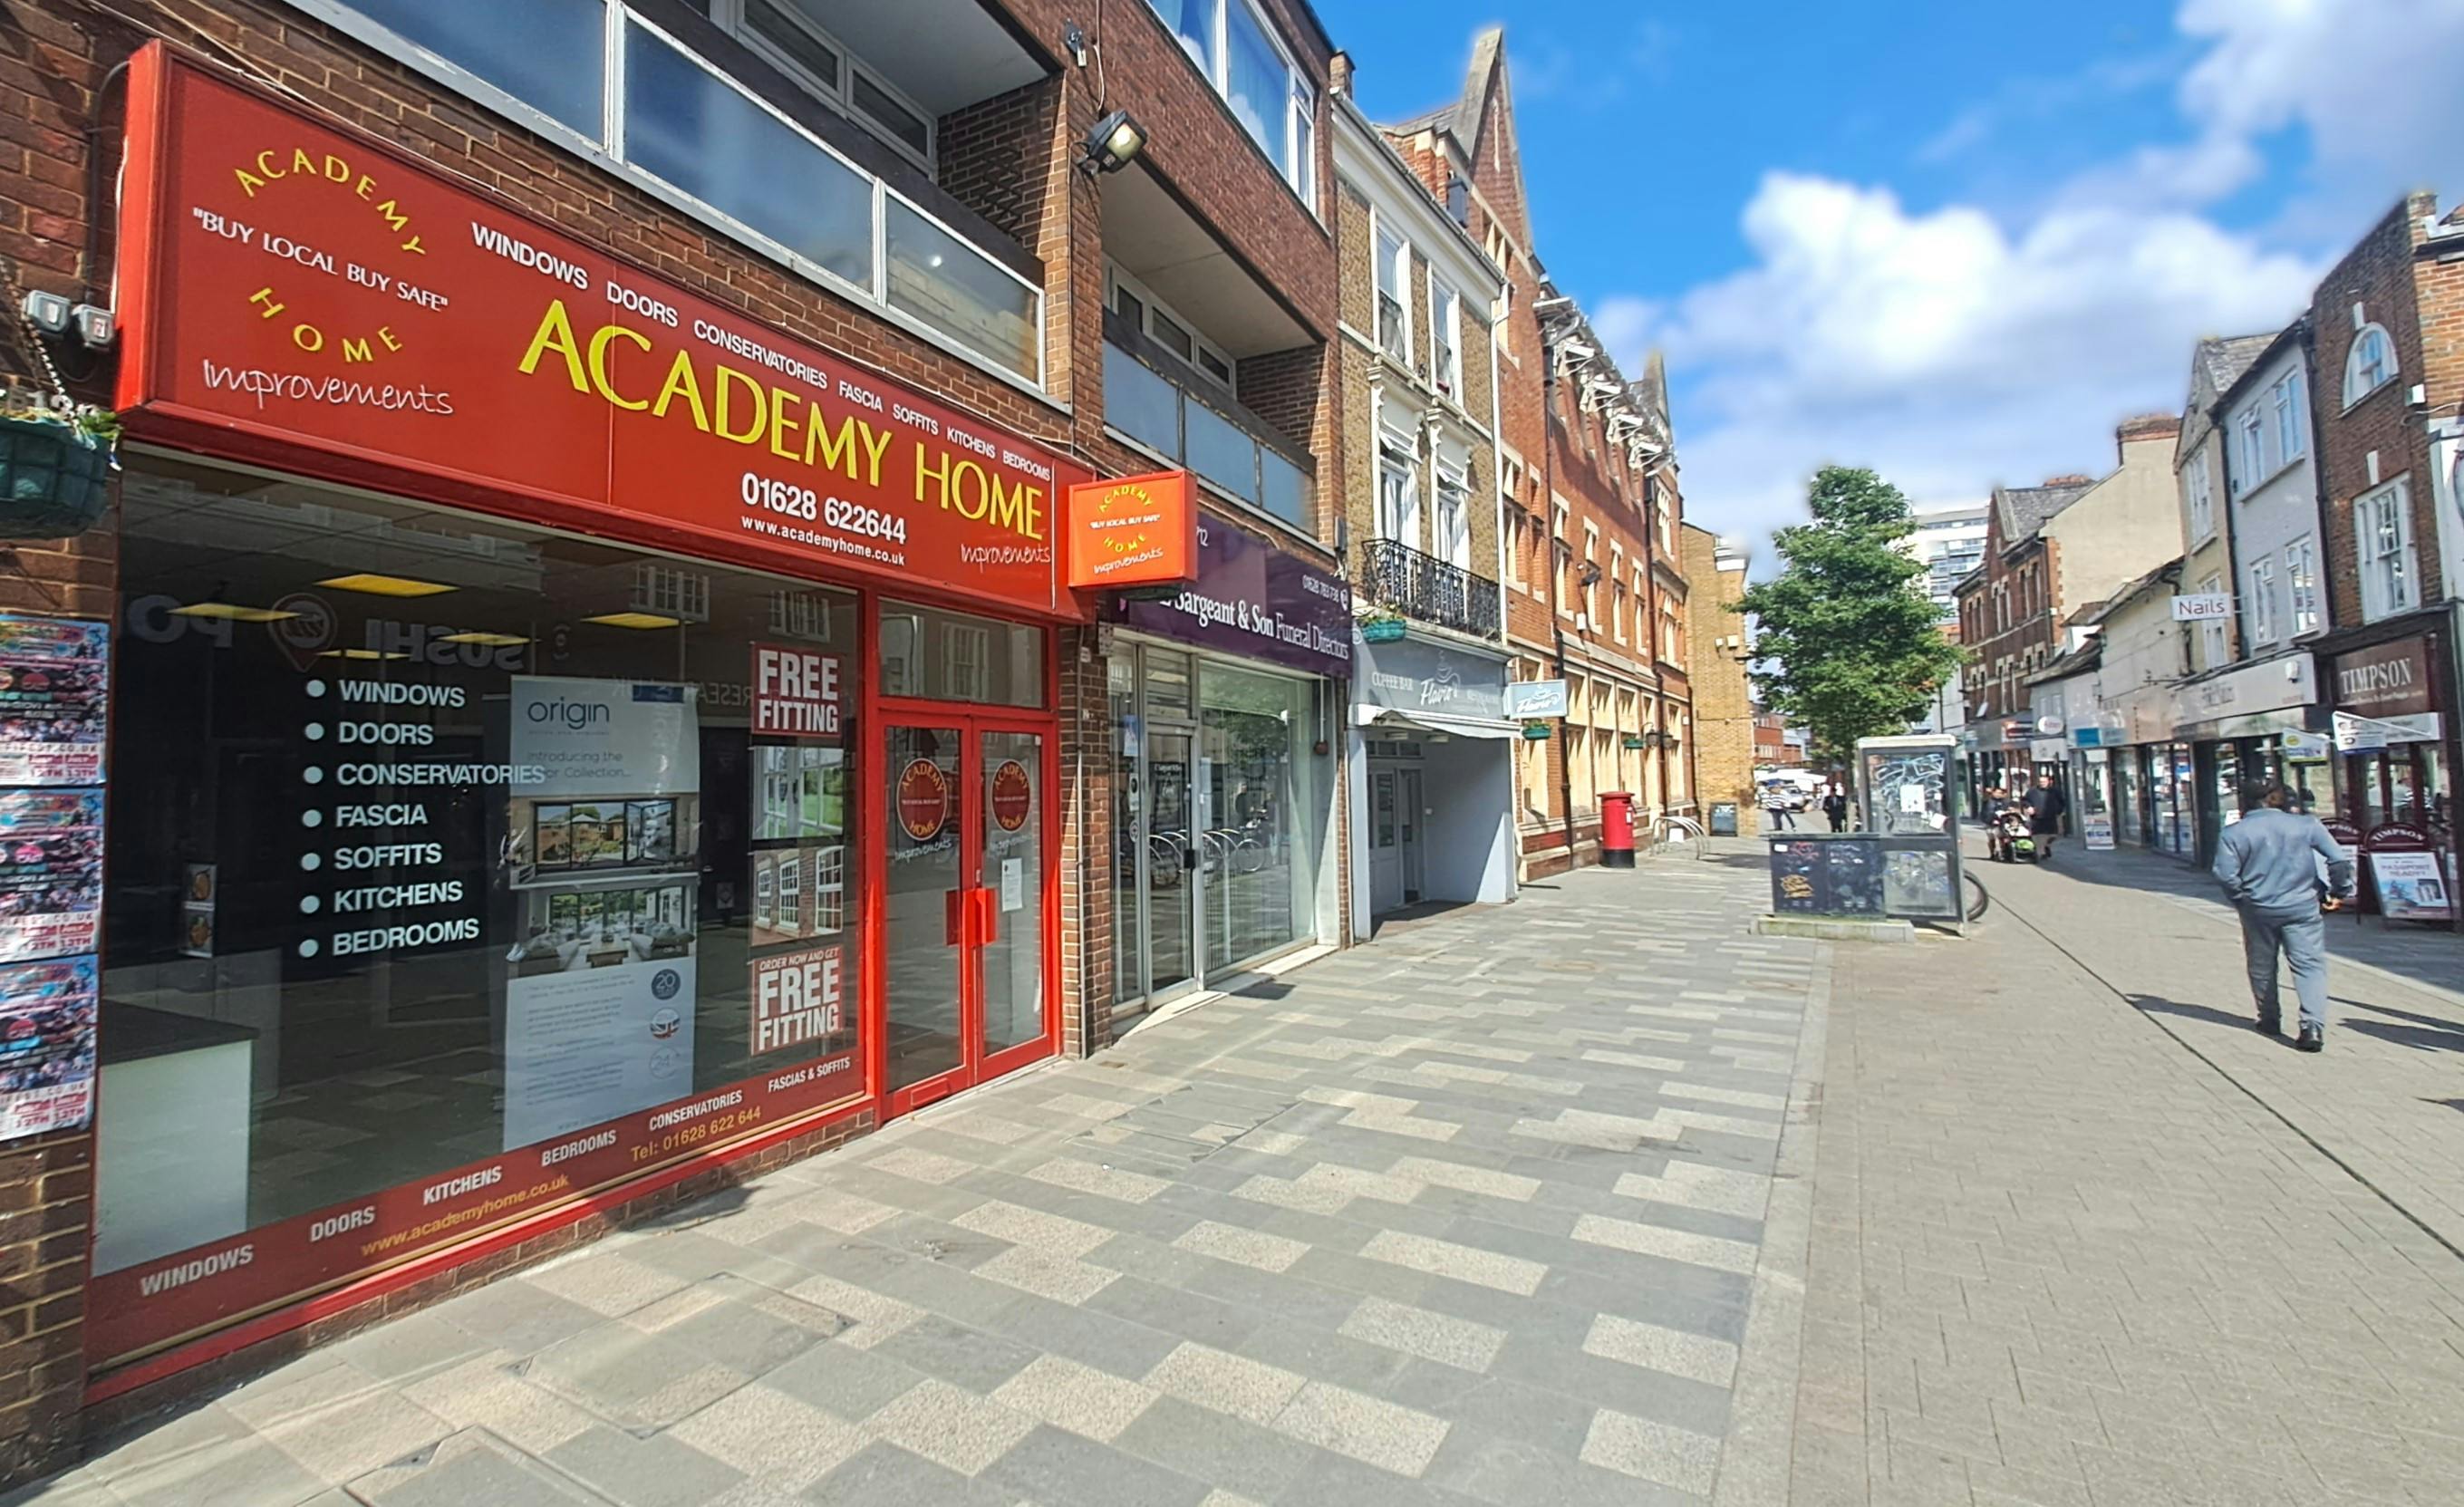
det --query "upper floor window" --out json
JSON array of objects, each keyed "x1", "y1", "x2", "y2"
[
  {"x1": 701, "y1": 0, "x2": 934, "y2": 169},
  {"x1": 1435, "y1": 452, "x2": 1471, "y2": 569},
  {"x1": 307, "y1": 1, "x2": 1040, "y2": 382},
  {"x1": 2346, "y1": 323, "x2": 2397, "y2": 405},
  {"x1": 2272, "y1": 370, "x2": 2306, "y2": 464},
  {"x1": 1429, "y1": 277, "x2": 1462, "y2": 398},
  {"x1": 1147, "y1": 0, "x2": 1317, "y2": 203},
  {"x1": 1109, "y1": 267, "x2": 1234, "y2": 387},
  {"x1": 2183, "y1": 449, "x2": 2215, "y2": 540},
  {"x1": 2286, "y1": 536, "x2": 2321, "y2": 636},
  {"x1": 2247, "y1": 555, "x2": 2277, "y2": 645},
  {"x1": 2234, "y1": 409, "x2": 2264, "y2": 498},
  {"x1": 1374, "y1": 227, "x2": 1409, "y2": 362},
  {"x1": 1484, "y1": 224, "x2": 1514, "y2": 357},
  {"x1": 2356, "y1": 479, "x2": 2416, "y2": 621}
]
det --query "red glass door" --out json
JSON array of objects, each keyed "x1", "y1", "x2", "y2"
[{"x1": 883, "y1": 719, "x2": 1052, "y2": 1114}]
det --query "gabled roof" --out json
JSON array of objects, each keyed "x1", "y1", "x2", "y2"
[
  {"x1": 2071, "y1": 556, "x2": 2182, "y2": 628},
  {"x1": 1387, "y1": 26, "x2": 1503, "y2": 147},
  {"x1": 2179, "y1": 333, "x2": 2276, "y2": 457},
  {"x1": 1992, "y1": 481, "x2": 2092, "y2": 549},
  {"x1": 2214, "y1": 317, "x2": 2310, "y2": 411},
  {"x1": 2028, "y1": 638, "x2": 2102, "y2": 685}
]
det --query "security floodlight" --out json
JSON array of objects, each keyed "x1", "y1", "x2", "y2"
[{"x1": 1079, "y1": 110, "x2": 1147, "y2": 175}]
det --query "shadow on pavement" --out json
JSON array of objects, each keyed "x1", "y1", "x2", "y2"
[
  {"x1": 2339, "y1": 999, "x2": 2464, "y2": 1055},
  {"x1": 2127, "y1": 991, "x2": 2301, "y2": 1046}
]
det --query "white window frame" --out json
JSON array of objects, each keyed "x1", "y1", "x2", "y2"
[
  {"x1": 285, "y1": 2, "x2": 1047, "y2": 389},
  {"x1": 776, "y1": 847, "x2": 803, "y2": 933},
  {"x1": 1581, "y1": 522, "x2": 1600, "y2": 624},
  {"x1": 2356, "y1": 478, "x2": 2417, "y2": 621},
  {"x1": 2197, "y1": 573, "x2": 2227, "y2": 666},
  {"x1": 702, "y1": 0, "x2": 937, "y2": 172},
  {"x1": 1140, "y1": 0, "x2": 1317, "y2": 204},
  {"x1": 2235, "y1": 409, "x2": 2265, "y2": 498},
  {"x1": 1429, "y1": 274, "x2": 1462, "y2": 400},
  {"x1": 2273, "y1": 371, "x2": 2305, "y2": 464},
  {"x1": 1374, "y1": 222, "x2": 1410, "y2": 363},
  {"x1": 2246, "y1": 555, "x2": 2277, "y2": 646},
  {"x1": 817, "y1": 845, "x2": 845, "y2": 934},
  {"x1": 2345, "y1": 323, "x2": 2397, "y2": 406},
  {"x1": 2285, "y1": 536, "x2": 2320, "y2": 636},
  {"x1": 2185, "y1": 449, "x2": 2216, "y2": 542},
  {"x1": 1609, "y1": 545, "x2": 1627, "y2": 641},
  {"x1": 1376, "y1": 443, "x2": 1420, "y2": 550},
  {"x1": 1108, "y1": 266, "x2": 1235, "y2": 389},
  {"x1": 1552, "y1": 501, "x2": 1572, "y2": 617}
]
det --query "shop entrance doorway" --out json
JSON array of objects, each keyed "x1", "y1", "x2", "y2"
[
  {"x1": 883, "y1": 718, "x2": 1051, "y2": 1115},
  {"x1": 1368, "y1": 766, "x2": 1425, "y2": 913}
]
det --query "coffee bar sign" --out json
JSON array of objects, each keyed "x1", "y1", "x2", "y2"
[{"x1": 1354, "y1": 636, "x2": 1509, "y2": 723}]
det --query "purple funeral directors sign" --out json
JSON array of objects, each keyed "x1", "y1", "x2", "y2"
[{"x1": 1109, "y1": 514, "x2": 1351, "y2": 678}]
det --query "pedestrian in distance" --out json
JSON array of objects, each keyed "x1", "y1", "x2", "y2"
[
  {"x1": 2023, "y1": 773, "x2": 2067, "y2": 859},
  {"x1": 2211, "y1": 778, "x2": 2354, "y2": 1053},
  {"x1": 1763, "y1": 785, "x2": 1796, "y2": 832},
  {"x1": 1821, "y1": 785, "x2": 1849, "y2": 832}
]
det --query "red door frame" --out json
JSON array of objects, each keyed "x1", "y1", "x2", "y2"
[{"x1": 861, "y1": 610, "x2": 1064, "y2": 1121}]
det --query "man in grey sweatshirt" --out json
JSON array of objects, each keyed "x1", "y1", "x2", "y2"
[{"x1": 2210, "y1": 780, "x2": 2356, "y2": 1052}]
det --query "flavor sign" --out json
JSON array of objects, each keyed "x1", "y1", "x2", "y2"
[{"x1": 114, "y1": 45, "x2": 1089, "y2": 616}]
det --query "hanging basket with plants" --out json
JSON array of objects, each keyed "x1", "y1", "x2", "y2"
[{"x1": 0, "y1": 396, "x2": 118, "y2": 540}]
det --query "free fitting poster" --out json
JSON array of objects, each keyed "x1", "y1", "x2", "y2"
[{"x1": 502, "y1": 678, "x2": 701, "y2": 1150}]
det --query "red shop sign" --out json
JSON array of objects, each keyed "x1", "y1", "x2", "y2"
[
  {"x1": 896, "y1": 758, "x2": 951, "y2": 842},
  {"x1": 113, "y1": 45, "x2": 1089, "y2": 616},
  {"x1": 85, "y1": 1049, "x2": 860, "y2": 1367},
  {"x1": 990, "y1": 758, "x2": 1032, "y2": 831}
]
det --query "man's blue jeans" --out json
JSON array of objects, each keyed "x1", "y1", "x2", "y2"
[{"x1": 2238, "y1": 904, "x2": 2328, "y2": 1031}]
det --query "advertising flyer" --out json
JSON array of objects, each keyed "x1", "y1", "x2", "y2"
[
  {"x1": 0, "y1": 955, "x2": 98, "y2": 1140},
  {"x1": 2082, "y1": 813, "x2": 2116, "y2": 851},
  {"x1": 751, "y1": 944, "x2": 845, "y2": 1057},
  {"x1": 0, "y1": 789, "x2": 104, "y2": 964},
  {"x1": 0, "y1": 614, "x2": 108, "y2": 787},
  {"x1": 504, "y1": 677, "x2": 704, "y2": 1149},
  {"x1": 2370, "y1": 851, "x2": 2453, "y2": 922}
]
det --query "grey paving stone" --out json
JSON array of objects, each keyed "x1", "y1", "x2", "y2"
[
  {"x1": 543, "y1": 1425, "x2": 746, "y2": 1507},
  {"x1": 1427, "y1": 1425, "x2": 1707, "y2": 1507},
  {"x1": 1112, "y1": 1395, "x2": 1326, "y2": 1503},
  {"x1": 85, "y1": 1438, "x2": 327, "y2": 1507},
  {"x1": 346, "y1": 1427, "x2": 606, "y2": 1506},
  {"x1": 524, "y1": 1323, "x2": 749, "y2": 1431},
  {"x1": 867, "y1": 1312, "x2": 1043, "y2": 1394},
  {"x1": 433, "y1": 1280, "x2": 608, "y2": 1357},
  {"x1": 797, "y1": 1441, "x2": 1006, "y2": 1506},
  {"x1": 978, "y1": 1424, "x2": 1214, "y2": 1507},
  {"x1": 761, "y1": 1338, "x2": 930, "y2": 1422},
  {"x1": 262, "y1": 1391, "x2": 455, "y2": 1483},
  {"x1": 1084, "y1": 1272, "x2": 1269, "y2": 1349}
]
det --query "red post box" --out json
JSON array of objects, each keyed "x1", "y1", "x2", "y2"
[{"x1": 1600, "y1": 791, "x2": 1637, "y2": 868}]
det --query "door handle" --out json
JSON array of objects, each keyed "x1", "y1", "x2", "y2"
[
  {"x1": 974, "y1": 887, "x2": 999, "y2": 947},
  {"x1": 944, "y1": 887, "x2": 964, "y2": 947}
]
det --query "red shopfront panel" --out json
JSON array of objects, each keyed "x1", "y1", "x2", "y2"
[{"x1": 113, "y1": 44, "x2": 1090, "y2": 620}]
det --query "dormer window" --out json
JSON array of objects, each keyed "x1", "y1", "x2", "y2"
[{"x1": 2345, "y1": 324, "x2": 2397, "y2": 405}]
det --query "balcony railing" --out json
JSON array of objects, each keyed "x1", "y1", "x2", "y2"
[
  {"x1": 1357, "y1": 538, "x2": 1502, "y2": 639},
  {"x1": 1103, "y1": 312, "x2": 1316, "y2": 536}
]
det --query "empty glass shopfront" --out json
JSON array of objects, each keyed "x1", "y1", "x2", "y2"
[{"x1": 1109, "y1": 641, "x2": 1333, "y2": 1014}]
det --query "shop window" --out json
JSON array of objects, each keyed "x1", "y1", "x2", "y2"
[
  {"x1": 91, "y1": 456, "x2": 865, "y2": 1356},
  {"x1": 879, "y1": 600, "x2": 1043, "y2": 705}
]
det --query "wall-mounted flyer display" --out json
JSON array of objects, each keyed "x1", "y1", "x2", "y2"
[
  {"x1": 0, "y1": 614, "x2": 108, "y2": 787},
  {"x1": 0, "y1": 789, "x2": 104, "y2": 964},
  {"x1": 502, "y1": 677, "x2": 702, "y2": 1150},
  {"x1": 0, "y1": 955, "x2": 98, "y2": 1140}
]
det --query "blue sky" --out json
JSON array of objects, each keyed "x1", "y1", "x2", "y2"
[{"x1": 1318, "y1": 0, "x2": 2464, "y2": 568}]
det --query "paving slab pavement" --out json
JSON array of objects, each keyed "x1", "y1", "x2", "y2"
[
  {"x1": 1780, "y1": 835, "x2": 2464, "y2": 1507},
  {"x1": 17, "y1": 850, "x2": 1820, "y2": 1507}
]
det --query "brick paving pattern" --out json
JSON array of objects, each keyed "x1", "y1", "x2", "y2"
[
  {"x1": 23, "y1": 856, "x2": 1812, "y2": 1506},
  {"x1": 1791, "y1": 836, "x2": 2464, "y2": 1506}
]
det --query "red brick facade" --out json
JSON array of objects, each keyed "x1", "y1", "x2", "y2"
[{"x1": 2307, "y1": 191, "x2": 2450, "y2": 625}]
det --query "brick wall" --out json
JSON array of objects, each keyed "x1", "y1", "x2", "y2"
[{"x1": 2311, "y1": 193, "x2": 2443, "y2": 624}]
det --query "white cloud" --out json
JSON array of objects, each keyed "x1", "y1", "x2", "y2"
[{"x1": 1618, "y1": 0, "x2": 2464, "y2": 568}]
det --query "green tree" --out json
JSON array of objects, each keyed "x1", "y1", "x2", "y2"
[{"x1": 1734, "y1": 467, "x2": 1965, "y2": 761}]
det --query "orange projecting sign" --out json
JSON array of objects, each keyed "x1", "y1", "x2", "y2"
[
  {"x1": 111, "y1": 44, "x2": 1087, "y2": 616},
  {"x1": 1064, "y1": 469, "x2": 1198, "y2": 589}
]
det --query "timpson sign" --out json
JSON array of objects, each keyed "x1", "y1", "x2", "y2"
[
  {"x1": 2332, "y1": 636, "x2": 2435, "y2": 719},
  {"x1": 113, "y1": 44, "x2": 1089, "y2": 617}
]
